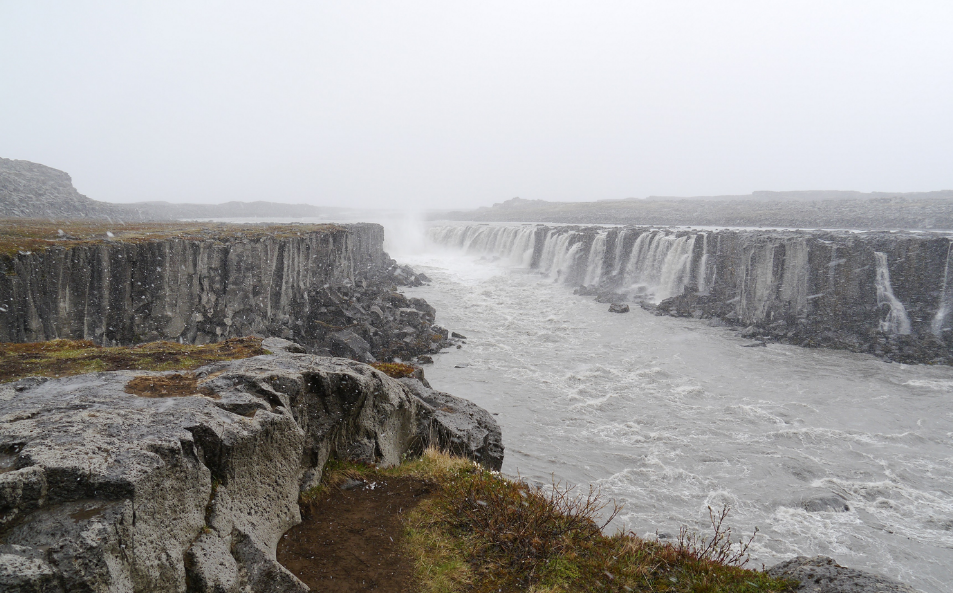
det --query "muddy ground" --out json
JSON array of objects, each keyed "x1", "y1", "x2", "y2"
[{"x1": 277, "y1": 476, "x2": 434, "y2": 592}]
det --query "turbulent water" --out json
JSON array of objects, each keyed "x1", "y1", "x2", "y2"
[{"x1": 392, "y1": 224, "x2": 953, "y2": 593}]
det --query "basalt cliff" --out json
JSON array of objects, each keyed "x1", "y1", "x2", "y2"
[
  {"x1": 0, "y1": 222, "x2": 447, "y2": 363},
  {"x1": 430, "y1": 224, "x2": 953, "y2": 364}
]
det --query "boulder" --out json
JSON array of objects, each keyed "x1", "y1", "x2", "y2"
[
  {"x1": 608, "y1": 303, "x2": 630, "y2": 313},
  {"x1": 398, "y1": 378, "x2": 504, "y2": 471},
  {"x1": 766, "y1": 556, "x2": 919, "y2": 593},
  {"x1": 0, "y1": 345, "x2": 502, "y2": 592}
]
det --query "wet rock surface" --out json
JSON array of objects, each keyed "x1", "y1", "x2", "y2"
[
  {"x1": 0, "y1": 339, "x2": 502, "y2": 592},
  {"x1": 766, "y1": 556, "x2": 919, "y2": 592}
]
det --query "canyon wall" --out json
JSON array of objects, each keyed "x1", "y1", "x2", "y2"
[
  {"x1": 430, "y1": 224, "x2": 953, "y2": 363},
  {"x1": 0, "y1": 224, "x2": 451, "y2": 362}
]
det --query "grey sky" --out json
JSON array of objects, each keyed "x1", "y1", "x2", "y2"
[{"x1": 2, "y1": 1, "x2": 951, "y2": 210}]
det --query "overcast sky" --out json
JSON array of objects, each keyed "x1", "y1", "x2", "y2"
[{"x1": 2, "y1": 2, "x2": 952, "y2": 210}]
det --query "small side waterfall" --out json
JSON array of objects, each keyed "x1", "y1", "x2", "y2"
[
  {"x1": 874, "y1": 252, "x2": 912, "y2": 335},
  {"x1": 931, "y1": 241, "x2": 953, "y2": 336}
]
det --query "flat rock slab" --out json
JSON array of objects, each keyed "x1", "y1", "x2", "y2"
[{"x1": 277, "y1": 476, "x2": 432, "y2": 592}]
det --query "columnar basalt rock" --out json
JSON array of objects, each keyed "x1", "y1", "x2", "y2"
[
  {"x1": 0, "y1": 338, "x2": 503, "y2": 592},
  {"x1": 0, "y1": 224, "x2": 449, "y2": 362}
]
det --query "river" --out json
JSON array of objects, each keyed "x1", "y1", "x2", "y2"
[{"x1": 390, "y1": 222, "x2": 953, "y2": 593}]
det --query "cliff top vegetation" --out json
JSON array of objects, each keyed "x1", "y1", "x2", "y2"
[
  {"x1": 291, "y1": 449, "x2": 795, "y2": 593},
  {"x1": 0, "y1": 336, "x2": 269, "y2": 383},
  {"x1": 0, "y1": 219, "x2": 347, "y2": 257}
]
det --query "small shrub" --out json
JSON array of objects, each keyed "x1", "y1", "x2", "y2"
[{"x1": 669, "y1": 505, "x2": 758, "y2": 568}]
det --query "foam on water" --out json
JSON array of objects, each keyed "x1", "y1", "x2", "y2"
[{"x1": 398, "y1": 236, "x2": 953, "y2": 593}]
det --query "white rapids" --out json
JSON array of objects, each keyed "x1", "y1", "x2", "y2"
[{"x1": 394, "y1": 226, "x2": 953, "y2": 593}]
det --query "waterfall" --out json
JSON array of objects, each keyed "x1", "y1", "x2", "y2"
[
  {"x1": 931, "y1": 241, "x2": 953, "y2": 336},
  {"x1": 696, "y1": 233, "x2": 710, "y2": 295},
  {"x1": 545, "y1": 235, "x2": 581, "y2": 282},
  {"x1": 873, "y1": 252, "x2": 912, "y2": 335},
  {"x1": 429, "y1": 224, "x2": 699, "y2": 302},
  {"x1": 610, "y1": 229, "x2": 629, "y2": 276},
  {"x1": 582, "y1": 232, "x2": 608, "y2": 286},
  {"x1": 428, "y1": 225, "x2": 536, "y2": 266},
  {"x1": 619, "y1": 231, "x2": 698, "y2": 303}
]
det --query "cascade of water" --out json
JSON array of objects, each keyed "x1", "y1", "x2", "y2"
[
  {"x1": 431, "y1": 225, "x2": 698, "y2": 300},
  {"x1": 696, "y1": 233, "x2": 710, "y2": 295},
  {"x1": 655, "y1": 235, "x2": 698, "y2": 302},
  {"x1": 620, "y1": 231, "x2": 655, "y2": 287},
  {"x1": 537, "y1": 230, "x2": 561, "y2": 274},
  {"x1": 873, "y1": 252, "x2": 912, "y2": 335},
  {"x1": 508, "y1": 227, "x2": 537, "y2": 267},
  {"x1": 617, "y1": 231, "x2": 698, "y2": 303},
  {"x1": 931, "y1": 241, "x2": 953, "y2": 336},
  {"x1": 610, "y1": 229, "x2": 629, "y2": 276},
  {"x1": 583, "y1": 233, "x2": 608, "y2": 286},
  {"x1": 545, "y1": 234, "x2": 579, "y2": 282}
]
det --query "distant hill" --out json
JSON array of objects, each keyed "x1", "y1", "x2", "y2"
[
  {"x1": 0, "y1": 158, "x2": 112, "y2": 219},
  {"x1": 438, "y1": 192, "x2": 953, "y2": 230},
  {"x1": 0, "y1": 158, "x2": 344, "y2": 221}
]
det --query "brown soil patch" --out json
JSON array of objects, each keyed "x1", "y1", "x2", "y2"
[
  {"x1": 278, "y1": 476, "x2": 433, "y2": 592},
  {"x1": 124, "y1": 373, "x2": 217, "y2": 398},
  {"x1": 0, "y1": 336, "x2": 267, "y2": 384}
]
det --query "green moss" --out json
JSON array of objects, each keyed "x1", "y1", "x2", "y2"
[
  {"x1": 0, "y1": 337, "x2": 268, "y2": 383},
  {"x1": 371, "y1": 362, "x2": 419, "y2": 379}
]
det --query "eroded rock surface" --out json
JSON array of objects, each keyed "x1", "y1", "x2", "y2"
[{"x1": 0, "y1": 339, "x2": 502, "y2": 592}]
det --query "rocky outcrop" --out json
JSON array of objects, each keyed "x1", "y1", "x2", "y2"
[
  {"x1": 0, "y1": 338, "x2": 502, "y2": 592},
  {"x1": 430, "y1": 224, "x2": 953, "y2": 364},
  {"x1": 766, "y1": 556, "x2": 919, "y2": 593},
  {"x1": 0, "y1": 224, "x2": 449, "y2": 363},
  {"x1": 0, "y1": 158, "x2": 111, "y2": 219}
]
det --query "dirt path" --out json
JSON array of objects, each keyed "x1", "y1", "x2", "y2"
[{"x1": 277, "y1": 476, "x2": 433, "y2": 592}]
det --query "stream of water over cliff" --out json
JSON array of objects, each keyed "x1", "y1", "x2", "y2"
[{"x1": 391, "y1": 223, "x2": 953, "y2": 593}]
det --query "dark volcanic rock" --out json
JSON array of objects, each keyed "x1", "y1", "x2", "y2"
[
  {"x1": 608, "y1": 303, "x2": 630, "y2": 313},
  {"x1": 0, "y1": 339, "x2": 502, "y2": 592},
  {"x1": 766, "y1": 556, "x2": 919, "y2": 592},
  {"x1": 0, "y1": 223, "x2": 453, "y2": 363}
]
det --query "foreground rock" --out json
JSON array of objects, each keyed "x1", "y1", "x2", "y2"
[
  {"x1": 767, "y1": 556, "x2": 919, "y2": 593},
  {"x1": 0, "y1": 338, "x2": 502, "y2": 592}
]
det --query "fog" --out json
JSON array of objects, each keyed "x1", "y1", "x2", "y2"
[{"x1": 1, "y1": 1, "x2": 951, "y2": 210}]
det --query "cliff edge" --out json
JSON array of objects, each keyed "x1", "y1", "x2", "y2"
[{"x1": 0, "y1": 338, "x2": 503, "y2": 592}]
